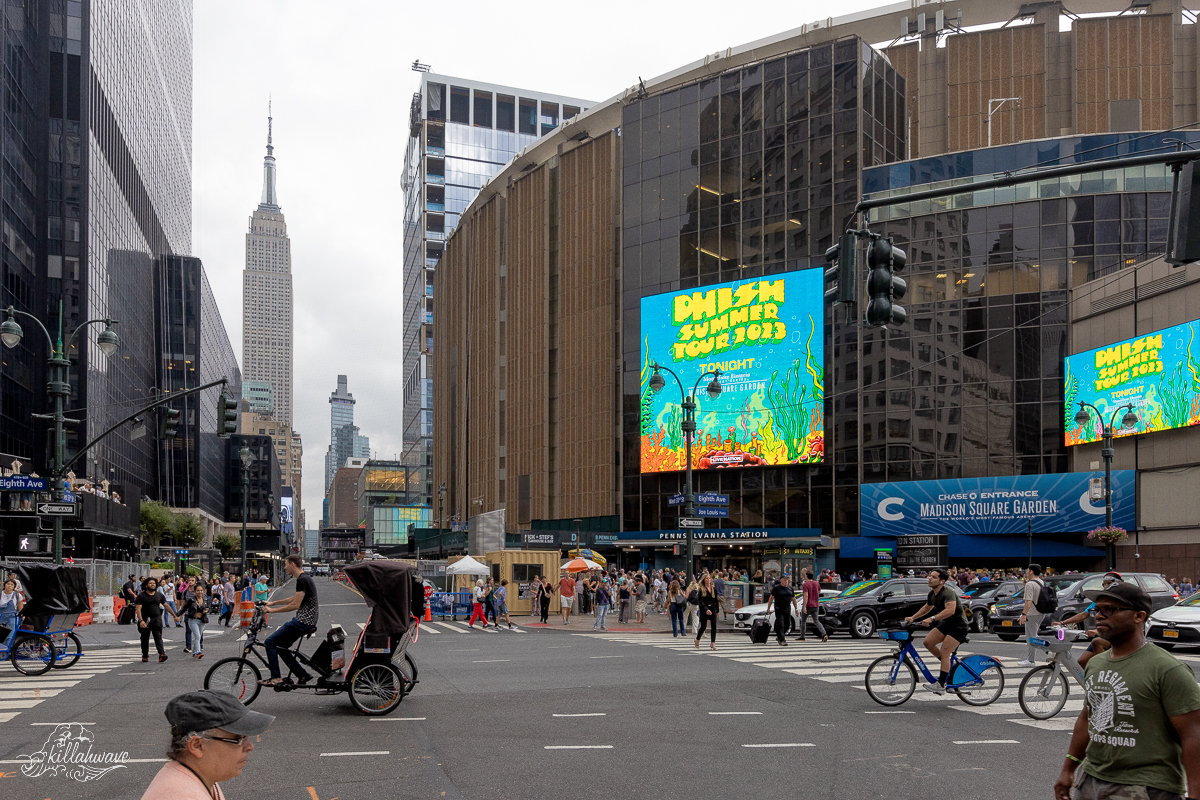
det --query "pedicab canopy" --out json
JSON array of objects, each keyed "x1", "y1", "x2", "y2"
[
  {"x1": 15, "y1": 564, "x2": 89, "y2": 616},
  {"x1": 344, "y1": 561, "x2": 423, "y2": 637}
]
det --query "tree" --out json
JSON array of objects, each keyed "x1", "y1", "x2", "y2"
[
  {"x1": 171, "y1": 513, "x2": 205, "y2": 547},
  {"x1": 213, "y1": 533, "x2": 240, "y2": 558},
  {"x1": 140, "y1": 500, "x2": 173, "y2": 548}
]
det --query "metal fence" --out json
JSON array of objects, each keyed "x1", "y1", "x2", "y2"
[{"x1": 0, "y1": 558, "x2": 153, "y2": 599}]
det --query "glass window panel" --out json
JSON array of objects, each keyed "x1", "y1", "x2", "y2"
[
  {"x1": 518, "y1": 98, "x2": 537, "y2": 134},
  {"x1": 496, "y1": 94, "x2": 515, "y2": 132},
  {"x1": 427, "y1": 83, "x2": 446, "y2": 121},
  {"x1": 720, "y1": 91, "x2": 740, "y2": 138},
  {"x1": 473, "y1": 90, "x2": 492, "y2": 128},
  {"x1": 450, "y1": 86, "x2": 470, "y2": 124}
]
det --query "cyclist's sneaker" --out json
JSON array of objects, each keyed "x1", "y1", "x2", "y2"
[
  {"x1": 919, "y1": 682, "x2": 946, "y2": 695},
  {"x1": 1016, "y1": 660, "x2": 1035, "y2": 666}
]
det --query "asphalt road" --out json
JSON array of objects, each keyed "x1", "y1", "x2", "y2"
[{"x1": 1, "y1": 577, "x2": 1192, "y2": 800}]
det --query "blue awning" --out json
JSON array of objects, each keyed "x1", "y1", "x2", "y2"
[{"x1": 839, "y1": 535, "x2": 1103, "y2": 561}]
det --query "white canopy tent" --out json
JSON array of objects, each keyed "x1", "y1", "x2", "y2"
[{"x1": 445, "y1": 555, "x2": 490, "y2": 575}]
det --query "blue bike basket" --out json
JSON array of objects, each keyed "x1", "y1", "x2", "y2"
[{"x1": 879, "y1": 630, "x2": 910, "y2": 641}]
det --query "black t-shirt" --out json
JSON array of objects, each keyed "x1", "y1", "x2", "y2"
[
  {"x1": 927, "y1": 585, "x2": 968, "y2": 625},
  {"x1": 122, "y1": 581, "x2": 137, "y2": 602},
  {"x1": 770, "y1": 584, "x2": 796, "y2": 611},
  {"x1": 293, "y1": 573, "x2": 319, "y2": 627},
  {"x1": 135, "y1": 591, "x2": 165, "y2": 625}
]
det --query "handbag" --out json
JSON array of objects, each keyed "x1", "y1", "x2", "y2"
[
  {"x1": 117, "y1": 604, "x2": 136, "y2": 625},
  {"x1": 687, "y1": 589, "x2": 700, "y2": 605}
]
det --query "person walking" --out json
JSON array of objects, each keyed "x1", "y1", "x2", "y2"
[
  {"x1": 633, "y1": 576, "x2": 649, "y2": 624},
  {"x1": 1018, "y1": 563, "x2": 1048, "y2": 666},
  {"x1": 558, "y1": 572, "x2": 576, "y2": 625},
  {"x1": 592, "y1": 577, "x2": 612, "y2": 631},
  {"x1": 468, "y1": 579, "x2": 489, "y2": 628},
  {"x1": 694, "y1": 574, "x2": 720, "y2": 651},
  {"x1": 714, "y1": 572, "x2": 729, "y2": 621},
  {"x1": 219, "y1": 575, "x2": 236, "y2": 628},
  {"x1": 685, "y1": 577, "x2": 701, "y2": 635},
  {"x1": 496, "y1": 579, "x2": 513, "y2": 630},
  {"x1": 483, "y1": 578, "x2": 500, "y2": 627},
  {"x1": 181, "y1": 578, "x2": 208, "y2": 660},
  {"x1": 666, "y1": 580, "x2": 686, "y2": 637},
  {"x1": 1, "y1": 577, "x2": 23, "y2": 649},
  {"x1": 537, "y1": 576, "x2": 554, "y2": 624},
  {"x1": 254, "y1": 575, "x2": 270, "y2": 628},
  {"x1": 1054, "y1": 582, "x2": 1200, "y2": 800},
  {"x1": 135, "y1": 577, "x2": 178, "y2": 663},
  {"x1": 769, "y1": 574, "x2": 799, "y2": 645},
  {"x1": 161, "y1": 574, "x2": 183, "y2": 628},
  {"x1": 798, "y1": 569, "x2": 829, "y2": 642},
  {"x1": 529, "y1": 576, "x2": 544, "y2": 617},
  {"x1": 617, "y1": 579, "x2": 632, "y2": 624}
]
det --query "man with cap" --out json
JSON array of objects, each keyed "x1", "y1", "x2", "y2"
[
  {"x1": 1052, "y1": 571, "x2": 1124, "y2": 669},
  {"x1": 1054, "y1": 582, "x2": 1200, "y2": 800},
  {"x1": 140, "y1": 690, "x2": 274, "y2": 800}
]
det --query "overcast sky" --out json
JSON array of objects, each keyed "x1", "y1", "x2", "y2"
[{"x1": 192, "y1": 0, "x2": 884, "y2": 528}]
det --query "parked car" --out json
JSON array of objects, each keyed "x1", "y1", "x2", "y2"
[
  {"x1": 1148, "y1": 592, "x2": 1200, "y2": 650},
  {"x1": 988, "y1": 572, "x2": 1178, "y2": 640},
  {"x1": 963, "y1": 580, "x2": 1024, "y2": 632},
  {"x1": 817, "y1": 578, "x2": 966, "y2": 639}
]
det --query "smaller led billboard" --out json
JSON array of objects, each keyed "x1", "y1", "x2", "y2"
[
  {"x1": 1065, "y1": 319, "x2": 1200, "y2": 446},
  {"x1": 639, "y1": 269, "x2": 824, "y2": 472}
]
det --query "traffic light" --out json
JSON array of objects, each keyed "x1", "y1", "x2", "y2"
[
  {"x1": 824, "y1": 232, "x2": 857, "y2": 305},
  {"x1": 161, "y1": 407, "x2": 180, "y2": 438},
  {"x1": 864, "y1": 236, "x2": 907, "y2": 327},
  {"x1": 1168, "y1": 159, "x2": 1200, "y2": 266},
  {"x1": 218, "y1": 392, "x2": 238, "y2": 437}
]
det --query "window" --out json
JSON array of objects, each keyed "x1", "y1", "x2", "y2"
[
  {"x1": 564, "y1": 105, "x2": 581, "y2": 121},
  {"x1": 496, "y1": 94, "x2": 515, "y2": 132},
  {"x1": 512, "y1": 564, "x2": 544, "y2": 582},
  {"x1": 473, "y1": 90, "x2": 492, "y2": 128},
  {"x1": 540, "y1": 102, "x2": 559, "y2": 136},
  {"x1": 519, "y1": 98, "x2": 537, "y2": 135},
  {"x1": 450, "y1": 86, "x2": 470, "y2": 124},
  {"x1": 426, "y1": 83, "x2": 445, "y2": 121}
]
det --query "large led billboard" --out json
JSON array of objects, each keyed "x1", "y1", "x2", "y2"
[
  {"x1": 1065, "y1": 319, "x2": 1200, "y2": 446},
  {"x1": 639, "y1": 269, "x2": 824, "y2": 472}
]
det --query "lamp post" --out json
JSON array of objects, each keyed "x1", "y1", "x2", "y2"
[
  {"x1": 648, "y1": 363, "x2": 722, "y2": 578},
  {"x1": 0, "y1": 304, "x2": 119, "y2": 564},
  {"x1": 438, "y1": 483, "x2": 446, "y2": 532},
  {"x1": 1074, "y1": 401, "x2": 1139, "y2": 570},
  {"x1": 239, "y1": 445, "x2": 255, "y2": 579}
]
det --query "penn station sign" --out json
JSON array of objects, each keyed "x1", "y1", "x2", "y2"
[
  {"x1": 859, "y1": 473, "x2": 1135, "y2": 537},
  {"x1": 619, "y1": 528, "x2": 824, "y2": 542}
]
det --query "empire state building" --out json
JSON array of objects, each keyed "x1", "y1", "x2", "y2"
[{"x1": 242, "y1": 111, "x2": 293, "y2": 425}]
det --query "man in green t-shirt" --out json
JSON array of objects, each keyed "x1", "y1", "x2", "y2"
[
  {"x1": 904, "y1": 568, "x2": 970, "y2": 695},
  {"x1": 1054, "y1": 582, "x2": 1200, "y2": 800}
]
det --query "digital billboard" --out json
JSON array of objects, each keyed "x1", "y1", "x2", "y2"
[
  {"x1": 639, "y1": 269, "x2": 824, "y2": 472},
  {"x1": 280, "y1": 494, "x2": 294, "y2": 544},
  {"x1": 1065, "y1": 319, "x2": 1200, "y2": 446}
]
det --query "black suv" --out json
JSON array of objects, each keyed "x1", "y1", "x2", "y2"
[
  {"x1": 818, "y1": 578, "x2": 966, "y2": 639},
  {"x1": 963, "y1": 580, "x2": 1024, "y2": 632},
  {"x1": 988, "y1": 573, "x2": 1179, "y2": 639}
]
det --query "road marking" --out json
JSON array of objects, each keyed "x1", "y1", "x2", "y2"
[
  {"x1": 741, "y1": 743, "x2": 815, "y2": 748},
  {"x1": 952, "y1": 740, "x2": 1020, "y2": 745},
  {"x1": 709, "y1": 711, "x2": 762, "y2": 715},
  {"x1": 431, "y1": 622, "x2": 469, "y2": 634},
  {"x1": 320, "y1": 751, "x2": 391, "y2": 757},
  {"x1": 417, "y1": 624, "x2": 440, "y2": 633},
  {"x1": 0, "y1": 712, "x2": 19, "y2": 723},
  {"x1": 447, "y1": 649, "x2": 480, "y2": 652},
  {"x1": 1008, "y1": 717, "x2": 1078, "y2": 731},
  {"x1": 0, "y1": 689, "x2": 63, "y2": 700},
  {"x1": 864, "y1": 711, "x2": 916, "y2": 714},
  {"x1": 472, "y1": 659, "x2": 510, "y2": 663},
  {"x1": 30, "y1": 721, "x2": 95, "y2": 725},
  {"x1": 368, "y1": 717, "x2": 427, "y2": 722},
  {"x1": 589, "y1": 656, "x2": 624, "y2": 659},
  {"x1": 553, "y1": 713, "x2": 606, "y2": 717},
  {"x1": 118, "y1": 672, "x2": 156, "y2": 675},
  {"x1": 544, "y1": 745, "x2": 613, "y2": 750},
  {"x1": 951, "y1": 700, "x2": 1083, "y2": 716}
]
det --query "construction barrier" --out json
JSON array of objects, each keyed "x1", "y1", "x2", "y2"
[
  {"x1": 77, "y1": 597, "x2": 94, "y2": 627},
  {"x1": 238, "y1": 600, "x2": 254, "y2": 628},
  {"x1": 93, "y1": 595, "x2": 115, "y2": 624}
]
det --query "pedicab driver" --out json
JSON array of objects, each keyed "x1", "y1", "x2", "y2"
[
  {"x1": 260, "y1": 555, "x2": 319, "y2": 687},
  {"x1": 904, "y1": 567, "x2": 971, "y2": 695}
]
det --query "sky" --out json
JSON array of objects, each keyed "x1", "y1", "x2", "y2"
[{"x1": 192, "y1": 0, "x2": 885, "y2": 528}]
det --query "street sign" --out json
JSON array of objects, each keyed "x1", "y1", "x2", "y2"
[
  {"x1": 175, "y1": 549, "x2": 190, "y2": 555},
  {"x1": 0, "y1": 475, "x2": 48, "y2": 492},
  {"x1": 424, "y1": 584, "x2": 434, "y2": 598},
  {"x1": 678, "y1": 517, "x2": 704, "y2": 528},
  {"x1": 37, "y1": 502, "x2": 77, "y2": 516},
  {"x1": 696, "y1": 492, "x2": 728, "y2": 505},
  {"x1": 697, "y1": 506, "x2": 728, "y2": 517},
  {"x1": 667, "y1": 493, "x2": 685, "y2": 507}
]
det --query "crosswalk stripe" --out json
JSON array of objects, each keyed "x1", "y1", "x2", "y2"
[
  {"x1": 1008, "y1": 717, "x2": 1078, "y2": 731},
  {"x1": 0, "y1": 689, "x2": 65, "y2": 700},
  {"x1": 0, "y1": 700, "x2": 45, "y2": 709},
  {"x1": 430, "y1": 622, "x2": 468, "y2": 634},
  {"x1": 417, "y1": 624, "x2": 440, "y2": 634},
  {"x1": 810, "y1": 674, "x2": 867, "y2": 683},
  {"x1": 0, "y1": 712, "x2": 19, "y2": 722},
  {"x1": 951, "y1": 700, "x2": 1084, "y2": 717},
  {"x1": 773, "y1": 665, "x2": 877, "y2": 675}
]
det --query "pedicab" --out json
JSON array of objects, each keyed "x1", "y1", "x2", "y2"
[
  {"x1": 203, "y1": 560, "x2": 425, "y2": 716},
  {"x1": 1, "y1": 564, "x2": 89, "y2": 675}
]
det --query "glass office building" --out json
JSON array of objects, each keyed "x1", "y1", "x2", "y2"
[{"x1": 402, "y1": 73, "x2": 592, "y2": 509}]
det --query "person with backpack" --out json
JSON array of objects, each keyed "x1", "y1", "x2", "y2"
[
  {"x1": 591, "y1": 577, "x2": 611, "y2": 632},
  {"x1": 1018, "y1": 562, "x2": 1053, "y2": 666},
  {"x1": 666, "y1": 580, "x2": 687, "y2": 637}
]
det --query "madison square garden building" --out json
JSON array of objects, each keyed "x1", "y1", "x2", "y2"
[{"x1": 432, "y1": 1, "x2": 1200, "y2": 577}]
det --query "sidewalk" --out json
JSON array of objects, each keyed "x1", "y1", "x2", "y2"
[
  {"x1": 69, "y1": 619, "x2": 236, "y2": 649},
  {"x1": 496, "y1": 606, "x2": 744, "y2": 636}
]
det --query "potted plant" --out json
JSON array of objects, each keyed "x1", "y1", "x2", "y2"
[{"x1": 1087, "y1": 526, "x2": 1128, "y2": 545}]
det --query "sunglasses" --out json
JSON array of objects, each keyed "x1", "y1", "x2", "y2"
[
  {"x1": 1093, "y1": 604, "x2": 1136, "y2": 618},
  {"x1": 202, "y1": 733, "x2": 250, "y2": 747}
]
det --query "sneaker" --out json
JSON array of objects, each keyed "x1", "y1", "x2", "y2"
[
  {"x1": 919, "y1": 682, "x2": 946, "y2": 695},
  {"x1": 1016, "y1": 660, "x2": 1035, "y2": 667},
  {"x1": 777, "y1": 640, "x2": 788, "y2": 646},
  {"x1": 158, "y1": 654, "x2": 168, "y2": 663},
  {"x1": 600, "y1": 627, "x2": 608, "y2": 631},
  {"x1": 822, "y1": 635, "x2": 829, "y2": 642}
]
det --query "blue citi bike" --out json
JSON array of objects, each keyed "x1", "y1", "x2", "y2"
[{"x1": 865, "y1": 625, "x2": 1005, "y2": 707}]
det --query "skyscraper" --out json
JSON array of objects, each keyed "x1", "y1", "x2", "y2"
[
  {"x1": 324, "y1": 375, "x2": 369, "y2": 493},
  {"x1": 402, "y1": 74, "x2": 592, "y2": 509},
  {"x1": 242, "y1": 108, "x2": 293, "y2": 426}
]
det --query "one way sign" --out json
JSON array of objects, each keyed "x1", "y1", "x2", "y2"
[{"x1": 37, "y1": 502, "x2": 77, "y2": 516}]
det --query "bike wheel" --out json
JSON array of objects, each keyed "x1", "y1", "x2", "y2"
[
  {"x1": 348, "y1": 663, "x2": 404, "y2": 716},
  {"x1": 865, "y1": 654, "x2": 916, "y2": 706},
  {"x1": 395, "y1": 653, "x2": 418, "y2": 695},
  {"x1": 1018, "y1": 664, "x2": 1070, "y2": 719},
  {"x1": 51, "y1": 632, "x2": 82, "y2": 669},
  {"x1": 957, "y1": 663, "x2": 1005, "y2": 706},
  {"x1": 205, "y1": 658, "x2": 262, "y2": 706},
  {"x1": 10, "y1": 634, "x2": 56, "y2": 676}
]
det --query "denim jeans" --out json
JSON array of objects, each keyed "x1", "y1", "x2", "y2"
[
  {"x1": 164, "y1": 600, "x2": 181, "y2": 627},
  {"x1": 187, "y1": 618, "x2": 204, "y2": 655},
  {"x1": 265, "y1": 618, "x2": 317, "y2": 679},
  {"x1": 593, "y1": 604, "x2": 609, "y2": 629},
  {"x1": 669, "y1": 604, "x2": 685, "y2": 636}
]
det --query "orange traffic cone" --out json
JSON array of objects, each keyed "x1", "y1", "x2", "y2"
[{"x1": 424, "y1": 605, "x2": 432, "y2": 622}]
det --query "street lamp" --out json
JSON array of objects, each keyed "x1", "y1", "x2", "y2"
[
  {"x1": 1074, "y1": 401, "x2": 1139, "y2": 570},
  {"x1": 239, "y1": 445, "x2": 255, "y2": 579},
  {"x1": 648, "y1": 362, "x2": 722, "y2": 578},
  {"x1": 0, "y1": 304, "x2": 119, "y2": 564},
  {"x1": 437, "y1": 482, "x2": 446, "y2": 532}
]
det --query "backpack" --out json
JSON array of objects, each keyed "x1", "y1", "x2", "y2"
[{"x1": 1034, "y1": 580, "x2": 1058, "y2": 614}]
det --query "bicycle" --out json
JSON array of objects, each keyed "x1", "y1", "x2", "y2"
[
  {"x1": 1017, "y1": 628, "x2": 1090, "y2": 719},
  {"x1": 865, "y1": 626, "x2": 1005, "y2": 707}
]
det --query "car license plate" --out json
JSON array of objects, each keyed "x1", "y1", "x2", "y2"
[
  {"x1": 1002, "y1": 620, "x2": 1014, "y2": 627},
  {"x1": 1163, "y1": 630, "x2": 1180, "y2": 638}
]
